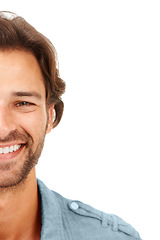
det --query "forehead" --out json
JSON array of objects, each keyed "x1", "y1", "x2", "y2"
[{"x1": 0, "y1": 50, "x2": 45, "y2": 97}]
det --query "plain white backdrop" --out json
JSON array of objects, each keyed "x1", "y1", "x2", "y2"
[{"x1": 1, "y1": 1, "x2": 160, "y2": 239}]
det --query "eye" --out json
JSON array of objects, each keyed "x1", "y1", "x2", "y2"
[{"x1": 15, "y1": 101, "x2": 35, "y2": 107}]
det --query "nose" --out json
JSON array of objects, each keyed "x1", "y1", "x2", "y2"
[{"x1": 0, "y1": 106, "x2": 17, "y2": 139}]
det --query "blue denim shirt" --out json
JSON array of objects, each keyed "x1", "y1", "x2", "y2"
[{"x1": 38, "y1": 179, "x2": 141, "y2": 240}]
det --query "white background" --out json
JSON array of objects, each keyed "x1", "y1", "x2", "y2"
[{"x1": 1, "y1": 1, "x2": 160, "y2": 239}]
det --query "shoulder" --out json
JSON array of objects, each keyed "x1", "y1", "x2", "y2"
[
  {"x1": 53, "y1": 192, "x2": 141, "y2": 240},
  {"x1": 37, "y1": 180, "x2": 141, "y2": 240}
]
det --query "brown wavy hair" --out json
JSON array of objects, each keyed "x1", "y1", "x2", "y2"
[{"x1": 0, "y1": 11, "x2": 65, "y2": 128}]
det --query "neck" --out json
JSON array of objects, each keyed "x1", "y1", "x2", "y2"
[{"x1": 0, "y1": 169, "x2": 41, "y2": 240}]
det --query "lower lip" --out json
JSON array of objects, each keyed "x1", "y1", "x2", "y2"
[{"x1": 0, "y1": 145, "x2": 25, "y2": 160}]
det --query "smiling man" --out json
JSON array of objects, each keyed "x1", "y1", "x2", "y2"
[
  {"x1": 0, "y1": 11, "x2": 141, "y2": 240},
  {"x1": 0, "y1": 50, "x2": 52, "y2": 189}
]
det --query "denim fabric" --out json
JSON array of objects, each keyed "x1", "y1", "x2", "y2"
[{"x1": 37, "y1": 179, "x2": 141, "y2": 240}]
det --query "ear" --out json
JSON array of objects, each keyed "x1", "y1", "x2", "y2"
[{"x1": 46, "y1": 105, "x2": 55, "y2": 134}]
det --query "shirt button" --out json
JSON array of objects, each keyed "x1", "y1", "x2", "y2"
[{"x1": 71, "y1": 202, "x2": 79, "y2": 210}]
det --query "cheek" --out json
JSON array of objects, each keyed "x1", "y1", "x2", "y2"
[{"x1": 16, "y1": 110, "x2": 48, "y2": 138}]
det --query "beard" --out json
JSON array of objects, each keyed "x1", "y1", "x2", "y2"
[{"x1": 0, "y1": 128, "x2": 46, "y2": 189}]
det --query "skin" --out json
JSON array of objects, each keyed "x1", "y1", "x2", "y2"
[{"x1": 0, "y1": 50, "x2": 54, "y2": 240}]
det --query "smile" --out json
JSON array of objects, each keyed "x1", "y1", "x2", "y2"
[{"x1": 0, "y1": 144, "x2": 22, "y2": 154}]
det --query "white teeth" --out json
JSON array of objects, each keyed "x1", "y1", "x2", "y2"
[
  {"x1": 0, "y1": 144, "x2": 21, "y2": 154},
  {"x1": 9, "y1": 146, "x2": 14, "y2": 153},
  {"x1": 13, "y1": 145, "x2": 17, "y2": 152},
  {"x1": 4, "y1": 147, "x2": 9, "y2": 154}
]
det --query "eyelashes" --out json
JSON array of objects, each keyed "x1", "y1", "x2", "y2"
[
  {"x1": 13, "y1": 101, "x2": 37, "y2": 113},
  {"x1": 15, "y1": 101, "x2": 35, "y2": 107}
]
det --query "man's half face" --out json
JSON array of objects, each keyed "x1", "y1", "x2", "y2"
[{"x1": 0, "y1": 50, "x2": 53, "y2": 188}]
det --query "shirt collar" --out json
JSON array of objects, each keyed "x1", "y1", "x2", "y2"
[{"x1": 37, "y1": 179, "x2": 62, "y2": 240}]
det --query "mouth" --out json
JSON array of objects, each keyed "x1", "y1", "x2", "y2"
[{"x1": 0, "y1": 144, "x2": 25, "y2": 160}]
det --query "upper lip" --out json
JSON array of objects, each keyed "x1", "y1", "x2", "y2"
[{"x1": 0, "y1": 143, "x2": 25, "y2": 148}]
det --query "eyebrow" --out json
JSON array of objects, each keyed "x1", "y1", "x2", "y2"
[{"x1": 12, "y1": 91, "x2": 42, "y2": 99}]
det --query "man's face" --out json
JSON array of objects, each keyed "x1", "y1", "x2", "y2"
[{"x1": 0, "y1": 50, "x2": 53, "y2": 188}]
